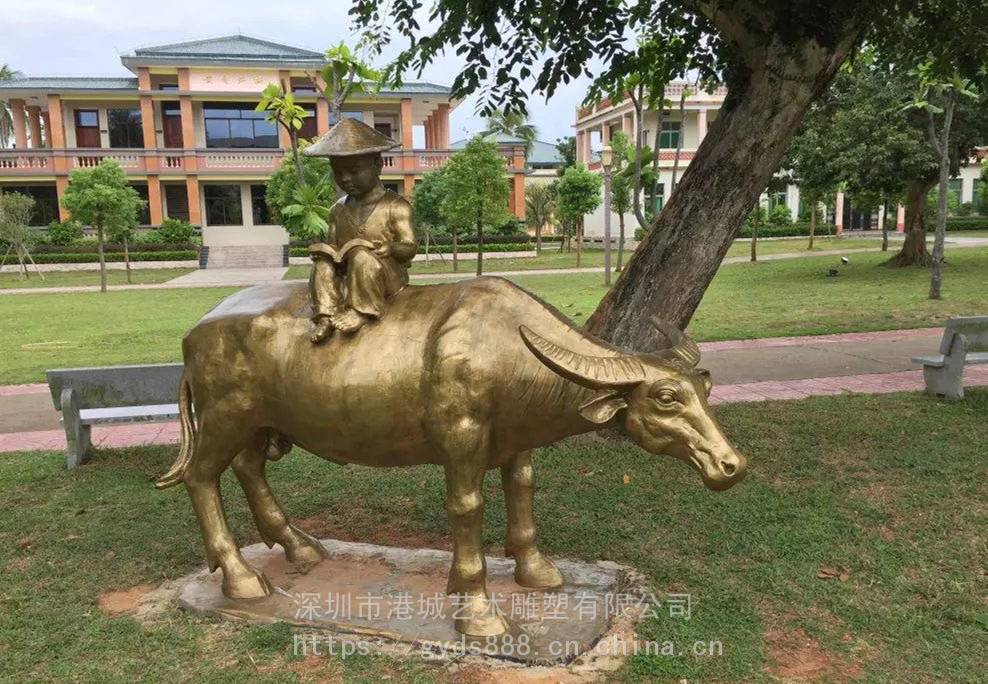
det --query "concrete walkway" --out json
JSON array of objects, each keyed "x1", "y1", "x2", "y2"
[{"x1": 4, "y1": 326, "x2": 986, "y2": 455}]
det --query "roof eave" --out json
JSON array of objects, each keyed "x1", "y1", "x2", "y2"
[{"x1": 121, "y1": 56, "x2": 326, "y2": 72}]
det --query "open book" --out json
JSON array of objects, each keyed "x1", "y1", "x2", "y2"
[{"x1": 308, "y1": 238, "x2": 377, "y2": 264}]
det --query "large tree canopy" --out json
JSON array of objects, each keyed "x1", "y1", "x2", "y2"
[{"x1": 352, "y1": 0, "x2": 980, "y2": 349}]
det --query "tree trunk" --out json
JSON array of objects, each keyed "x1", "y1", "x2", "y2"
[
  {"x1": 289, "y1": 130, "x2": 305, "y2": 186},
  {"x1": 630, "y1": 90, "x2": 650, "y2": 230},
  {"x1": 16, "y1": 246, "x2": 27, "y2": 279},
  {"x1": 880, "y1": 202, "x2": 889, "y2": 252},
  {"x1": 124, "y1": 235, "x2": 132, "y2": 283},
  {"x1": 452, "y1": 231, "x2": 459, "y2": 272},
  {"x1": 586, "y1": 40, "x2": 858, "y2": 349},
  {"x1": 616, "y1": 213, "x2": 625, "y2": 271},
  {"x1": 97, "y1": 225, "x2": 107, "y2": 293},
  {"x1": 425, "y1": 227, "x2": 430, "y2": 264},
  {"x1": 808, "y1": 202, "x2": 816, "y2": 249},
  {"x1": 476, "y1": 217, "x2": 484, "y2": 277},
  {"x1": 890, "y1": 179, "x2": 935, "y2": 266},
  {"x1": 929, "y1": 99, "x2": 955, "y2": 300},
  {"x1": 750, "y1": 210, "x2": 758, "y2": 262},
  {"x1": 575, "y1": 218, "x2": 583, "y2": 268},
  {"x1": 535, "y1": 224, "x2": 542, "y2": 256}
]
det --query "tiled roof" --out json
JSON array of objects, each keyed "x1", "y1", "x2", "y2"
[
  {"x1": 451, "y1": 133, "x2": 564, "y2": 166},
  {"x1": 0, "y1": 77, "x2": 138, "y2": 90},
  {"x1": 131, "y1": 35, "x2": 324, "y2": 61}
]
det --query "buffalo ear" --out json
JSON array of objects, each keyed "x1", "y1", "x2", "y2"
[
  {"x1": 697, "y1": 368, "x2": 712, "y2": 397},
  {"x1": 579, "y1": 391, "x2": 629, "y2": 424}
]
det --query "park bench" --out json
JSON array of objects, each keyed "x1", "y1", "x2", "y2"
[
  {"x1": 912, "y1": 316, "x2": 988, "y2": 400},
  {"x1": 45, "y1": 363, "x2": 184, "y2": 469}
]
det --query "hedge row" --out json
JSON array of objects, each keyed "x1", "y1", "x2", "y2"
[
  {"x1": 33, "y1": 242, "x2": 200, "y2": 254},
  {"x1": 736, "y1": 223, "x2": 838, "y2": 238},
  {"x1": 944, "y1": 217, "x2": 988, "y2": 231},
  {"x1": 290, "y1": 233, "x2": 537, "y2": 248},
  {"x1": 289, "y1": 243, "x2": 535, "y2": 258},
  {"x1": 31, "y1": 251, "x2": 198, "y2": 264}
]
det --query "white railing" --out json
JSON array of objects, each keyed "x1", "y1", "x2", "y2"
[
  {"x1": 196, "y1": 149, "x2": 285, "y2": 171},
  {"x1": 0, "y1": 150, "x2": 52, "y2": 172},
  {"x1": 71, "y1": 150, "x2": 145, "y2": 170}
]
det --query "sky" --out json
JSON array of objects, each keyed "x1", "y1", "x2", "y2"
[{"x1": 0, "y1": 0, "x2": 593, "y2": 146}]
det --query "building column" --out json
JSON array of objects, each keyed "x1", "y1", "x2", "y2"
[
  {"x1": 147, "y1": 175, "x2": 164, "y2": 226},
  {"x1": 402, "y1": 175, "x2": 415, "y2": 196},
  {"x1": 835, "y1": 192, "x2": 845, "y2": 236},
  {"x1": 316, "y1": 98, "x2": 329, "y2": 136},
  {"x1": 180, "y1": 96, "x2": 197, "y2": 171},
  {"x1": 46, "y1": 95, "x2": 65, "y2": 148},
  {"x1": 512, "y1": 145, "x2": 526, "y2": 218},
  {"x1": 896, "y1": 204, "x2": 905, "y2": 233},
  {"x1": 55, "y1": 176, "x2": 70, "y2": 221},
  {"x1": 601, "y1": 121, "x2": 611, "y2": 147},
  {"x1": 140, "y1": 96, "x2": 159, "y2": 172},
  {"x1": 424, "y1": 114, "x2": 433, "y2": 149},
  {"x1": 575, "y1": 131, "x2": 585, "y2": 163},
  {"x1": 436, "y1": 103, "x2": 450, "y2": 148},
  {"x1": 697, "y1": 108, "x2": 708, "y2": 143},
  {"x1": 9, "y1": 99, "x2": 27, "y2": 149},
  {"x1": 41, "y1": 111, "x2": 51, "y2": 147},
  {"x1": 186, "y1": 177, "x2": 202, "y2": 226},
  {"x1": 400, "y1": 98, "x2": 414, "y2": 149},
  {"x1": 26, "y1": 106, "x2": 43, "y2": 148},
  {"x1": 622, "y1": 112, "x2": 634, "y2": 136}
]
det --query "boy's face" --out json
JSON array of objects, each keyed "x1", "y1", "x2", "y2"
[{"x1": 330, "y1": 153, "x2": 383, "y2": 197}]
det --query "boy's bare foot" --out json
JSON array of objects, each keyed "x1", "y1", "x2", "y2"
[
  {"x1": 329, "y1": 308, "x2": 368, "y2": 333},
  {"x1": 310, "y1": 317, "x2": 334, "y2": 343}
]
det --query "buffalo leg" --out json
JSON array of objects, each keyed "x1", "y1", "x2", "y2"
[
  {"x1": 185, "y1": 420, "x2": 272, "y2": 600},
  {"x1": 501, "y1": 450, "x2": 564, "y2": 589},
  {"x1": 441, "y1": 423, "x2": 508, "y2": 636},
  {"x1": 232, "y1": 445, "x2": 328, "y2": 566}
]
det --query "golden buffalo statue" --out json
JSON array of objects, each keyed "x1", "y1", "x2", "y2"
[{"x1": 156, "y1": 277, "x2": 746, "y2": 636}]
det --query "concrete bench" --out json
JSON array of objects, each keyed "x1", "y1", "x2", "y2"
[
  {"x1": 912, "y1": 316, "x2": 988, "y2": 400},
  {"x1": 45, "y1": 363, "x2": 184, "y2": 468}
]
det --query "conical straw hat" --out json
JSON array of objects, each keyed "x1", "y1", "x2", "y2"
[{"x1": 304, "y1": 117, "x2": 400, "y2": 157}]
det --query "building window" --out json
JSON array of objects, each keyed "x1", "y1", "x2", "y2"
[
  {"x1": 203, "y1": 104, "x2": 278, "y2": 148},
  {"x1": 129, "y1": 184, "x2": 151, "y2": 225},
  {"x1": 250, "y1": 185, "x2": 275, "y2": 225},
  {"x1": 299, "y1": 106, "x2": 318, "y2": 140},
  {"x1": 291, "y1": 78, "x2": 317, "y2": 94},
  {"x1": 161, "y1": 102, "x2": 183, "y2": 148},
  {"x1": 374, "y1": 122, "x2": 393, "y2": 138},
  {"x1": 204, "y1": 185, "x2": 243, "y2": 225},
  {"x1": 948, "y1": 178, "x2": 962, "y2": 210},
  {"x1": 164, "y1": 184, "x2": 190, "y2": 222},
  {"x1": 158, "y1": 83, "x2": 179, "y2": 91},
  {"x1": 659, "y1": 121, "x2": 681, "y2": 149},
  {"x1": 108, "y1": 108, "x2": 144, "y2": 148},
  {"x1": 0, "y1": 185, "x2": 59, "y2": 226},
  {"x1": 74, "y1": 109, "x2": 101, "y2": 148}
]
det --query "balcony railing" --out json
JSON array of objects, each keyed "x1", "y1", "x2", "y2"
[{"x1": 0, "y1": 145, "x2": 527, "y2": 176}]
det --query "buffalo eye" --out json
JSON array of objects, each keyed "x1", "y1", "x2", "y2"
[{"x1": 654, "y1": 388, "x2": 680, "y2": 406}]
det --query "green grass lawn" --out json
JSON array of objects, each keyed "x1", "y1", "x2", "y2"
[
  {"x1": 1, "y1": 391, "x2": 984, "y2": 682},
  {"x1": 3, "y1": 249, "x2": 988, "y2": 384},
  {"x1": 0, "y1": 268, "x2": 195, "y2": 290},
  {"x1": 284, "y1": 237, "x2": 887, "y2": 280}
]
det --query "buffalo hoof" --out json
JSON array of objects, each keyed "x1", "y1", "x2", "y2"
[
  {"x1": 453, "y1": 592, "x2": 509, "y2": 637},
  {"x1": 222, "y1": 566, "x2": 273, "y2": 600},
  {"x1": 513, "y1": 550, "x2": 564, "y2": 589},
  {"x1": 284, "y1": 527, "x2": 329, "y2": 567}
]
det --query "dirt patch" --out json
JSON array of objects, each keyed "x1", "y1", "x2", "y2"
[
  {"x1": 4, "y1": 556, "x2": 31, "y2": 573},
  {"x1": 295, "y1": 511, "x2": 448, "y2": 551},
  {"x1": 764, "y1": 627, "x2": 862, "y2": 683},
  {"x1": 97, "y1": 584, "x2": 155, "y2": 616}
]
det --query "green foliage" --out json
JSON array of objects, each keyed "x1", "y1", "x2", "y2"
[
  {"x1": 0, "y1": 192, "x2": 35, "y2": 247},
  {"x1": 556, "y1": 164, "x2": 603, "y2": 229},
  {"x1": 158, "y1": 218, "x2": 197, "y2": 243},
  {"x1": 944, "y1": 217, "x2": 988, "y2": 231},
  {"x1": 46, "y1": 219, "x2": 84, "y2": 246},
  {"x1": 766, "y1": 204, "x2": 793, "y2": 228},
  {"x1": 411, "y1": 167, "x2": 449, "y2": 242},
  {"x1": 525, "y1": 182, "x2": 557, "y2": 234},
  {"x1": 554, "y1": 137, "x2": 576, "y2": 173},
  {"x1": 609, "y1": 131, "x2": 633, "y2": 218},
  {"x1": 320, "y1": 41, "x2": 383, "y2": 111},
  {"x1": 256, "y1": 83, "x2": 308, "y2": 140},
  {"x1": 484, "y1": 110, "x2": 537, "y2": 154},
  {"x1": 956, "y1": 201, "x2": 974, "y2": 217},
  {"x1": 31, "y1": 250, "x2": 196, "y2": 264},
  {"x1": 60, "y1": 160, "x2": 145, "y2": 236},
  {"x1": 266, "y1": 146, "x2": 335, "y2": 239},
  {"x1": 439, "y1": 136, "x2": 511, "y2": 235},
  {"x1": 281, "y1": 185, "x2": 332, "y2": 239}
]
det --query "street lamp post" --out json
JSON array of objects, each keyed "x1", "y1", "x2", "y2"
[{"x1": 601, "y1": 144, "x2": 613, "y2": 286}]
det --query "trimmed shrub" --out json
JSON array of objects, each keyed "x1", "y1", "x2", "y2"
[
  {"x1": 46, "y1": 219, "x2": 85, "y2": 246},
  {"x1": 158, "y1": 218, "x2": 198, "y2": 244},
  {"x1": 32, "y1": 241, "x2": 199, "y2": 254},
  {"x1": 32, "y1": 250, "x2": 197, "y2": 264},
  {"x1": 944, "y1": 217, "x2": 988, "y2": 231}
]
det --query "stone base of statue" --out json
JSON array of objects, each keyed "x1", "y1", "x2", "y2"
[{"x1": 174, "y1": 538, "x2": 651, "y2": 672}]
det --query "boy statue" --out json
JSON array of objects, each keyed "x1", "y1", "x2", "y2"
[{"x1": 303, "y1": 118, "x2": 417, "y2": 343}]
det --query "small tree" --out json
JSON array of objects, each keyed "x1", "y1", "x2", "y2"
[
  {"x1": 0, "y1": 192, "x2": 43, "y2": 280},
  {"x1": 554, "y1": 137, "x2": 576, "y2": 175},
  {"x1": 440, "y1": 137, "x2": 511, "y2": 276},
  {"x1": 311, "y1": 42, "x2": 382, "y2": 125},
  {"x1": 106, "y1": 212, "x2": 138, "y2": 284},
  {"x1": 265, "y1": 142, "x2": 335, "y2": 241},
  {"x1": 61, "y1": 160, "x2": 144, "y2": 293},
  {"x1": 257, "y1": 84, "x2": 310, "y2": 183},
  {"x1": 525, "y1": 182, "x2": 556, "y2": 255},
  {"x1": 412, "y1": 167, "x2": 450, "y2": 264},
  {"x1": 556, "y1": 164, "x2": 602, "y2": 268},
  {"x1": 485, "y1": 110, "x2": 537, "y2": 156},
  {"x1": 609, "y1": 132, "x2": 633, "y2": 270}
]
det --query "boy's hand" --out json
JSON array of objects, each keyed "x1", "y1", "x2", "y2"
[{"x1": 373, "y1": 241, "x2": 391, "y2": 257}]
